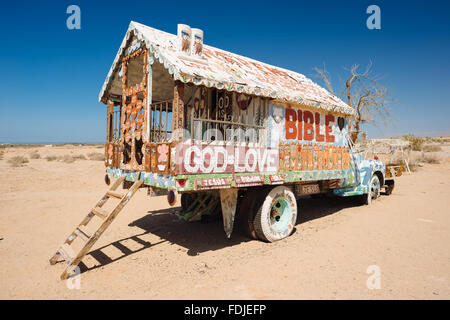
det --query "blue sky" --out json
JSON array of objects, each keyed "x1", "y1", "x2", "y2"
[{"x1": 1, "y1": 0, "x2": 449, "y2": 143}]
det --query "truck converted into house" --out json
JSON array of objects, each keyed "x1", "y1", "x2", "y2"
[{"x1": 50, "y1": 21, "x2": 396, "y2": 279}]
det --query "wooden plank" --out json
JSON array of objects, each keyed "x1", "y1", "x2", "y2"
[
  {"x1": 92, "y1": 207, "x2": 108, "y2": 219},
  {"x1": 106, "y1": 190, "x2": 123, "y2": 200},
  {"x1": 59, "y1": 244, "x2": 75, "y2": 263},
  {"x1": 187, "y1": 198, "x2": 219, "y2": 222},
  {"x1": 74, "y1": 227, "x2": 92, "y2": 242}
]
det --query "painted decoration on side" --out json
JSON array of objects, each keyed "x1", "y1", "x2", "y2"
[{"x1": 267, "y1": 102, "x2": 349, "y2": 148}]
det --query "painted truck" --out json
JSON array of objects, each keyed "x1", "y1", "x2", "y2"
[{"x1": 99, "y1": 22, "x2": 395, "y2": 242}]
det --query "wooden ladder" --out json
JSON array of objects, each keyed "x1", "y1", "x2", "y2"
[{"x1": 49, "y1": 175, "x2": 144, "y2": 280}]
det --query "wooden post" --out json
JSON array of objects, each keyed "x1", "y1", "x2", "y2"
[
  {"x1": 106, "y1": 100, "x2": 114, "y2": 142},
  {"x1": 172, "y1": 81, "x2": 185, "y2": 141},
  {"x1": 147, "y1": 57, "x2": 152, "y2": 142}
]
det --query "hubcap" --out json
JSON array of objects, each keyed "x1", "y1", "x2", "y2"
[{"x1": 269, "y1": 196, "x2": 291, "y2": 233}]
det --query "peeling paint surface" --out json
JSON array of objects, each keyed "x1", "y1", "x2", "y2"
[
  {"x1": 333, "y1": 158, "x2": 386, "y2": 196},
  {"x1": 99, "y1": 21, "x2": 354, "y2": 115},
  {"x1": 219, "y1": 188, "x2": 238, "y2": 238}
]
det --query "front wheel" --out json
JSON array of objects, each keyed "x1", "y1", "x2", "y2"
[
  {"x1": 253, "y1": 186, "x2": 298, "y2": 242},
  {"x1": 363, "y1": 174, "x2": 381, "y2": 205}
]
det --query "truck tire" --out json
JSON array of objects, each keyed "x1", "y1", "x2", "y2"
[
  {"x1": 385, "y1": 180, "x2": 394, "y2": 195},
  {"x1": 363, "y1": 174, "x2": 381, "y2": 205},
  {"x1": 237, "y1": 188, "x2": 266, "y2": 240},
  {"x1": 181, "y1": 193, "x2": 194, "y2": 212},
  {"x1": 253, "y1": 186, "x2": 298, "y2": 242}
]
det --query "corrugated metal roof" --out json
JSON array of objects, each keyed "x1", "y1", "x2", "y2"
[{"x1": 99, "y1": 21, "x2": 355, "y2": 115}]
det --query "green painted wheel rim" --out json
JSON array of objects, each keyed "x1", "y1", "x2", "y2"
[{"x1": 269, "y1": 196, "x2": 292, "y2": 233}]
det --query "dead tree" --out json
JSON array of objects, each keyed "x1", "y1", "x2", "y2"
[{"x1": 314, "y1": 62, "x2": 393, "y2": 144}]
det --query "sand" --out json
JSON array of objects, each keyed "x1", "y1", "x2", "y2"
[{"x1": 0, "y1": 144, "x2": 449, "y2": 299}]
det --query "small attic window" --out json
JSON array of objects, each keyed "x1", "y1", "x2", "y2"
[{"x1": 126, "y1": 53, "x2": 145, "y2": 88}]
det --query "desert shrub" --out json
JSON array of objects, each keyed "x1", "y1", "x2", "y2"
[
  {"x1": 403, "y1": 134, "x2": 425, "y2": 151},
  {"x1": 406, "y1": 151, "x2": 424, "y2": 172},
  {"x1": 422, "y1": 145, "x2": 442, "y2": 152},
  {"x1": 0, "y1": 150, "x2": 4, "y2": 160},
  {"x1": 46, "y1": 155, "x2": 58, "y2": 161},
  {"x1": 60, "y1": 155, "x2": 76, "y2": 163},
  {"x1": 29, "y1": 151, "x2": 41, "y2": 159},
  {"x1": 8, "y1": 156, "x2": 29, "y2": 167},
  {"x1": 423, "y1": 154, "x2": 441, "y2": 164},
  {"x1": 405, "y1": 151, "x2": 441, "y2": 171},
  {"x1": 73, "y1": 154, "x2": 86, "y2": 160},
  {"x1": 87, "y1": 152, "x2": 104, "y2": 161}
]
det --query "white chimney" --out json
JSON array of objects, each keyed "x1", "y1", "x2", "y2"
[
  {"x1": 191, "y1": 28, "x2": 204, "y2": 58},
  {"x1": 177, "y1": 24, "x2": 192, "y2": 55}
]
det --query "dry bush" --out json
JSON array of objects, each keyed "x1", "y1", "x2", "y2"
[
  {"x1": 423, "y1": 154, "x2": 441, "y2": 164},
  {"x1": 422, "y1": 145, "x2": 442, "y2": 152},
  {"x1": 0, "y1": 150, "x2": 4, "y2": 160},
  {"x1": 405, "y1": 151, "x2": 442, "y2": 171},
  {"x1": 8, "y1": 156, "x2": 29, "y2": 167},
  {"x1": 87, "y1": 152, "x2": 104, "y2": 161},
  {"x1": 60, "y1": 155, "x2": 76, "y2": 163},
  {"x1": 405, "y1": 151, "x2": 424, "y2": 172},
  {"x1": 46, "y1": 155, "x2": 58, "y2": 161},
  {"x1": 403, "y1": 134, "x2": 425, "y2": 151},
  {"x1": 29, "y1": 151, "x2": 41, "y2": 159},
  {"x1": 73, "y1": 154, "x2": 86, "y2": 160}
]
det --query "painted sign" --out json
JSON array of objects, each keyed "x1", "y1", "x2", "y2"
[
  {"x1": 268, "y1": 103, "x2": 349, "y2": 148},
  {"x1": 235, "y1": 175, "x2": 264, "y2": 187},
  {"x1": 176, "y1": 144, "x2": 279, "y2": 175},
  {"x1": 195, "y1": 177, "x2": 231, "y2": 190},
  {"x1": 269, "y1": 174, "x2": 285, "y2": 184}
]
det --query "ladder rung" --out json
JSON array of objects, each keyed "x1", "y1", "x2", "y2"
[
  {"x1": 92, "y1": 207, "x2": 109, "y2": 219},
  {"x1": 107, "y1": 190, "x2": 123, "y2": 199},
  {"x1": 59, "y1": 244, "x2": 75, "y2": 262},
  {"x1": 74, "y1": 227, "x2": 92, "y2": 242}
]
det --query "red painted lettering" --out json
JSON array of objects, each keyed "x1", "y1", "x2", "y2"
[{"x1": 325, "y1": 115, "x2": 335, "y2": 143}]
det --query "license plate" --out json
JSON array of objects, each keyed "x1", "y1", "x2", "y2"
[{"x1": 298, "y1": 184, "x2": 320, "y2": 195}]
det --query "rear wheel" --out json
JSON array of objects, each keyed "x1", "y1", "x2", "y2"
[
  {"x1": 253, "y1": 186, "x2": 298, "y2": 242},
  {"x1": 237, "y1": 188, "x2": 265, "y2": 240},
  {"x1": 181, "y1": 193, "x2": 194, "y2": 212}
]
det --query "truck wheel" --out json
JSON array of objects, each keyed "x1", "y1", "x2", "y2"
[
  {"x1": 181, "y1": 193, "x2": 194, "y2": 212},
  {"x1": 364, "y1": 174, "x2": 381, "y2": 205},
  {"x1": 253, "y1": 186, "x2": 298, "y2": 242},
  {"x1": 237, "y1": 188, "x2": 265, "y2": 240},
  {"x1": 385, "y1": 180, "x2": 394, "y2": 195}
]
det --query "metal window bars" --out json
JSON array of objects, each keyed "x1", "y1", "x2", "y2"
[
  {"x1": 112, "y1": 105, "x2": 122, "y2": 143},
  {"x1": 190, "y1": 117, "x2": 265, "y2": 143},
  {"x1": 189, "y1": 96, "x2": 267, "y2": 144},
  {"x1": 149, "y1": 100, "x2": 173, "y2": 142}
]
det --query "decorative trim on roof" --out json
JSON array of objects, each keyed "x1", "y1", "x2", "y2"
[{"x1": 99, "y1": 21, "x2": 355, "y2": 116}]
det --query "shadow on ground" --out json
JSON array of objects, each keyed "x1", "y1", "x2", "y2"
[{"x1": 78, "y1": 193, "x2": 366, "y2": 274}]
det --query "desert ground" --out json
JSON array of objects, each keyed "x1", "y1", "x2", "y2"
[{"x1": 0, "y1": 143, "x2": 449, "y2": 299}]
